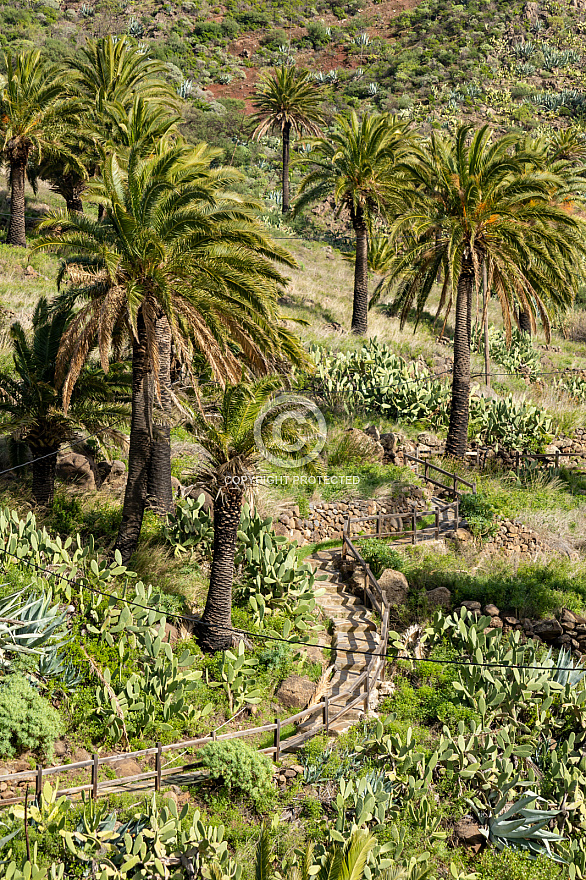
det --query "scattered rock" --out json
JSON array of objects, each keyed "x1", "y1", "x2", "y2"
[
  {"x1": 72, "y1": 749, "x2": 92, "y2": 764},
  {"x1": 425, "y1": 587, "x2": 452, "y2": 610},
  {"x1": 460, "y1": 600, "x2": 481, "y2": 613},
  {"x1": 56, "y1": 451, "x2": 98, "y2": 491},
  {"x1": 377, "y1": 569, "x2": 410, "y2": 606},
  {"x1": 53, "y1": 740, "x2": 68, "y2": 759},
  {"x1": 113, "y1": 758, "x2": 142, "y2": 779},
  {"x1": 275, "y1": 675, "x2": 315, "y2": 709},
  {"x1": 484, "y1": 604, "x2": 500, "y2": 617},
  {"x1": 454, "y1": 818, "x2": 485, "y2": 854},
  {"x1": 532, "y1": 619, "x2": 563, "y2": 642}
]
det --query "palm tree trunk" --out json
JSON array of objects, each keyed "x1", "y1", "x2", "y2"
[
  {"x1": 282, "y1": 121, "x2": 291, "y2": 214},
  {"x1": 147, "y1": 313, "x2": 174, "y2": 515},
  {"x1": 519, "y1": 308, "x2": 532, "y2": 336},
  {"x1": 8, "y1": 157, "x2": 27, "y2": 248},
  {"x1": 446, "y1": 266, "x2": 473, "y2": 458},
  {"x1": 198, "y1": 486, "x2": 244, "y2": 653},
  {"x1": 351, "y1": 205, "x2": 368, "y2": 335},
  {"x1": 115, "y1": 314, "x2": 152, "y2": 563},
  {"x1": 30, "y1": 446, "x2": 59, "y2": 507}
]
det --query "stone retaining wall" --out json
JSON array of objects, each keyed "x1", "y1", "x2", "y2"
[{"x1": 275, "y1": 488, "x2": 431, "y2": 544}]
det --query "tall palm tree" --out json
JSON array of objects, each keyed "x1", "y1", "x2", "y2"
[
  {"x1": 193, "y1": 379, "x2": 323, "y2": 652},
  {"x1": 296, "y1": 111, "x2": 412, "y2": 334},
  {"x1": 0, "y1": 298, "x2": 129, "y2": 506},
  {"x1": 39, "y1": 36, "x2": 178, "y2": 215},
  {"x1": 0, "y1": 50, "x2": 73, "y2": 246},
  {"x1": 36, "y1": 146, "x2": 305, "y2": 562},
  {"x1": 252, "y1": 65, "x2": 325, "y2": 213},
  {"x1": 380, "y1": 125, "x2": 585, "y2": 457}
]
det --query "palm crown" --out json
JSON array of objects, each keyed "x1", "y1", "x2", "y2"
[
  {"x1": 37, "y1": 144, "x2": 306, "y2": 560},
  {"x1": 382, "y1": 125, "x2": 586, "y2": 456},
  {"x1": 194, "y1": 378, "x2": 324, "y2": 652},
  {"x1": 296, "y1": 111, "x2": 413, "y2": 333},
  {"x1": 252, "y1": 65, "x2": 325, "y2": 213},
  {"x1": 0, "y1": 49, "x2": 73, "y2": 246}
]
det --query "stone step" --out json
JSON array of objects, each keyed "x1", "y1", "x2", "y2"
[
  {"x1": 332, "y1": 618, "x2": 377, "y2": 633},
  {"x1": 334, "y1": 652, "x2": 370, "y2": 670},
  {"x1": 334, "y1": 639, "x2": 380, "y2": 656},
  {"x1": 316, "y1": 593, "x2": 364, "y2": 608}
]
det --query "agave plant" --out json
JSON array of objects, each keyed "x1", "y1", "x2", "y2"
[
  {"x1": 468, "y1": 785, "x2": 566, "y2": 862},
  {"x1": 0, "y1": 589, "x2": 70, "y2": 670}
]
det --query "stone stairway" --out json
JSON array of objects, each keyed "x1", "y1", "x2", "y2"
[{"x1": 306, "y1": 548, "x2": 381, "y2": 736}]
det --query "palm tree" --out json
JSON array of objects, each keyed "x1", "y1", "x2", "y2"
[
  {"x1": 193, "y1": 379, "x2": 323, "y2": 652},
  {"x1": 296, "y1": 111, "x2": 412, "y2": 334},
  {"x1": 0, "y1": 298, "x2": 129, "y2": 506},
  {"x1": 0, "y1": 50, "x2": 72, "y2": 246},
  {"x1": 36, "y1": 146, "x2": 305, "y2": 562},
  {"x1": 69, "y1": 35, "x2": 175, "y2": 108},
  {"x1": 39, "y1": 36, "x2": 178, "y2": 215},
  {"x1": 252, "y1": 65, "x2": 325, "y2": 213},
  {"x1": 380, "y1": 125, "x2": 585, "y2": 457}
]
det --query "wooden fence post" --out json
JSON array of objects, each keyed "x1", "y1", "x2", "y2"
[
  {"x1": 35, "y1": 765, "x2": 43, "y2": 807},
  {"x1": 323, "y1": 696, "x2": 329, "y2": 734},
  {"x1": 515, "y1": 450, "x2": 520, "y2": 475},
  {"x1": 434, "y1": 509, "x2": 439, "y2": 539},
  {"x1": 376, "y1": 514, "x2": 381, "y2": 536},
  {"x1": 92, "y1": 754, "x2": 99, "y2": 800},
  {"x1": 364, "y1": 671, "x2": 370, "y2": 714},
  {"x1": 555, "y1": 450, "x2": 560, "y2": 469},
  {"x1": 155, "y1": 743, "x2": 162, "y2": 793},
  {"x1": 274, "y1": 718, "x2": 281, "y2": 761},
  {"x1": 455, "y1": 500, "x2": 459, "y2": 531},
  {"x1": 412, "y1": 512, "x2": 417, "y2": 545}
]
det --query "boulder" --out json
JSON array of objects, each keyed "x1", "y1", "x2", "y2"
[
  {"x1": 484, "y1": 604, "x2": 500, "y2": 617},
  {"x1": 364, "y1": 425, "x2": 381, "y2": 442},
  {"x1": 103, "y1": 460, "x2": 126, "y2": 488},
  {"x1": 532, "y1": 619, "x2": 563, "y2": 641},
  {"x1": 53, "y1": 740, "x2": 68, "y2": 759},
  {"x1": 56, "y1": 451, "x2": 97, "y2": 490},
  {"x1": 275, "y1": 675, "x2": 315, "y2": 709},
  {"x1": 343, "y1": 428, "x2": 385, "y2": 463},
  {"x1": 425, "y1": 587, "x2": 451, "y2": 611},
  {"x1": 378, "y1": 569, "x2": 409, "y2": 606},
  {"x1": 460, "y1": 600, "x2": 481, "y2": 613},
  {"x1": 454, "y1": 818, "x2": 485, "y2": 854},
  {"x1": 171, "y1": 476, "x2": 183, "y2": 496},
  {"x1": 114, "y1": 758, "x2": 142, "y2": 779},
  {"x1": 380, "y1": 432, "x2": 398, "y2": 453}
]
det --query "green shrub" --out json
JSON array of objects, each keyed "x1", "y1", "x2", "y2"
[
  {"x1": 459, "y1": 492, "x2": 498, "y2": 539},
  {"x1": 0, "y1": 675, "x2": 62, "y2": 759},
  {"x1": 199, "y1": 739, "x2": 273, "y2": 806},
  {"x1": 355, "y1": 538, "x2": 404, "y2": 577}
]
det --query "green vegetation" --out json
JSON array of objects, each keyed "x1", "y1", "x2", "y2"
[
  {"x1": 0, "y1": 675, "x2": 61, "y2": 759},
  {"x1": 3, "y1": 4, "x2": 586, "y2": 878}
]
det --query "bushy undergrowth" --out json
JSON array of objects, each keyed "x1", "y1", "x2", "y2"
[
  {"x1": 199, "y1": 739, "x2": 274, "y2": 807},
  {"x1": 404, "y1": 551, "x2": 586, "y2": 618},
  {"x1": 0, "y1": 675, "x2": 61, "y2": 759},
  {"x1": 356, "y1": 538, "x2": 404, "y2": 577}
]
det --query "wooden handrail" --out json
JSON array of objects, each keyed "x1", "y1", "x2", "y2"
[{"x1": 404, "y1": 451, "x2": 476, "y2": 495}]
